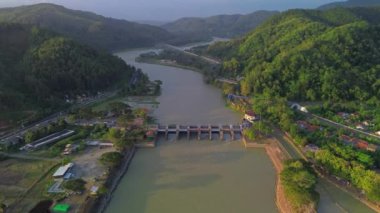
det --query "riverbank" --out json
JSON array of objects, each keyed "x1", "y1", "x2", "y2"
[
  {"x1": 95, "y1": 146, "x2": 136, "y2": 213},
  {"x1": 136, "y1": 58, "x2": 205, "y2": 74},
  {"x1": 281, "y1": 131, "x2": 380, "y2": 212},
  {"x1": 265, "y1": 142, "x2": 293, "y2": 213}
]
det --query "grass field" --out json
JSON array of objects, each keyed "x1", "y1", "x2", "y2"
[{"x1": 0, "y1": 158, "x2": 56, "y2": 211}]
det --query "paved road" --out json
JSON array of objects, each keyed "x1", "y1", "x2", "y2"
[
  {"x1": 308, "y1": 113, "x2": 380, "y2": 140},
  {"x1": 163, "y1": 44, "x2": 221, "y2": 64},
  {"x1": 0, "y1": 91, "x2": 117, "y2": 144}
]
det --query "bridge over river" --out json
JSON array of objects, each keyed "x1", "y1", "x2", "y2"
[{"x1": 148, "y1": 124, "x2": 244, "y2": 140}]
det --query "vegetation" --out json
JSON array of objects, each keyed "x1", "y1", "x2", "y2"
[
  {"x1": 208, "y1": 7, "x2": 380, "y2": 102},
  {"x1": 309, "y1": 102, "x2": 380, "y2": 132},
  {"x1": 280, "y1": 160, "x2": 319, "y2": 212},
  {"x1": 0, "y1": 23, "x2": 140, "y2": 124},
  {"x1": 137, "y1": 50, "x2": 220, "y2": 82},
  {"x1": 99, "y1": 152, "x2": 123, "y2": 168},
  {"x1": 314, "y1": 145, "x2": 380, "y2": 202},
  {"x1": 62, "y1": 178, "x2": 86, "y2": 192},
  {"x1": 24, "y1": 119, "x2": 67, "y2": 143},
  {"x1": 162, "y1": 11, "x2": 278, "y2": 42},
  {"x1": 0, "y1": 3, "x2": 174, "y2": 51}
]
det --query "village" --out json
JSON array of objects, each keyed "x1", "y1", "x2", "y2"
[{"x1": 0, "y1": 93, "x2": 159, "y2": 213}]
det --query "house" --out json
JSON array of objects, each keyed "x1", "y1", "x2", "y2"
[
  {"x1": 341, "y1": 135, "x2": 355, "y2": 146},
  {"x1": 337, "y1": 112, "x2": 350, "y2": 120},
  {"x1": 145, "y1": 130, "x2": 156, "y2": 140},
  {"x1": 304, "y1": 144, "x2": 320, "y2": 153},
  {"x1": 367, "y1": 144, "x2": 379, "y2": 153},
  {"x1": 53, "y1": 163, "x2": 74, "y2": 179},
  {"x1": 355, "y1": 123, "x2": 367, "y2": 131},
  {"x1": 353, "y1": 139, "x2": 369, "y2": 150},
  {"x1": 296, "y1": 121, "x2": 320, "y2": 132},
  {"x1": 244, "y1": 111, "x2": 260, "y2": 123}
]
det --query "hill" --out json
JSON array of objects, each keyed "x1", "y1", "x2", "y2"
[
  {"x1": 0, "y1": 3, "x2": 174, "y2": 51},
  {"x1": 318, "y1": 0, "x2": 380, "y2": 10},
  {"x1": 207, "y1": 7, "x2": 380, "y2": 102},
  {"x1": 0, "y1": 23, "x2": 136, "y2": 119},
  {"x1": 162, "y1": 11, "x2": 278, "y2": 42}
]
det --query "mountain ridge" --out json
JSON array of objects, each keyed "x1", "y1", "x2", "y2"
[
  {"x1": 318, "y1": 0, "x2": 380, "y2": 10},
  {"x1": 0, "y1": 3, "x2": 174, "y2": 51},
  {"x1": 162, "y1": 10, "x2": 279, "y2": 42}
]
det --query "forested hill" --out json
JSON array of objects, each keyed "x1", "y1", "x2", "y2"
[
  {"x1": 0, "y1": 3, "x2": 174, "y2": 51},
  {"x1": 0, "y1": 23, "x2": 135, "y2": 112},
  {"x1": 318, "y1": 0, "x2": 380, "y2": 10},
  {"x1": 162, "y1": 11, "x2": 278, "y2": 42},
  {"x1": 207, "y1": 7, "x2": 380, "y2": 102}
]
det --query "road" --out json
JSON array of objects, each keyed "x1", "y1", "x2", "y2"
[
  {"x1": 0, "y1": 91, "x2": 117, "y2": 144},
  {"x1": 163, "y1": 44, "x2": 221, "y2": 64},
  {"x1": 308, "y1": 113, "x2": 380, "y2": 140}
]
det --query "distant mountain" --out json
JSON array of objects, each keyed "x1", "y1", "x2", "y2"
[
  {"x1": 162, "y1": 11, "x2": 279, "y2": 42},
  {"x1": 318, "y1": 0, "x2": 380, "y2": 10},
  {"x1": 136, "y1": 20, "x2": 168, "y2": 26},
  {"x1": 0, "y1": 3, "x2": 174, "y2": 51},
  {"x1": 0, "y1": 23, "x2": 136, "y2": 114},
  {"x1": 207, "y1": 7, "x2": 380, "y2": 102}
]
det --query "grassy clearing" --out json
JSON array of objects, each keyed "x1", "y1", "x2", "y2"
[{"x1": 0, "y1": 158, "x2": 56, "y2": 208}]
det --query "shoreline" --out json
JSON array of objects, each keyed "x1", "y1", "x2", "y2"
[
  {"x1": 281, "y1": 131, "x2": 380, "y2": 212},
  {"x1": 243, "y1": 135, "x2": 294, "y2": 213},
  {"x1": 265, "y1": 141, "x2": 294, "y2": 213},
  {"x1": 96, "y1": 145, "x2": 137, "y2": 213}
]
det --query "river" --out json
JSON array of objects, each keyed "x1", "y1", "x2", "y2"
[{"x1": 105, "y1": 43, "x2": 376, "y2": 213}]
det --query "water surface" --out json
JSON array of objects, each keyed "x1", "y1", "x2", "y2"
[{"x1": 107, "y1": 44, "x2": 376, "y2": 213}]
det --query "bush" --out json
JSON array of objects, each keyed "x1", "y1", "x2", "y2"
[
  {"x1": 280, "y1": 160, "x2": 319, "y2": 212},
  {"x1": 63, "y1": 178, "x2": 86, "y2": 192},
  {"x1": 99, "y1": 152, "x2": 123, "y2": 168}
]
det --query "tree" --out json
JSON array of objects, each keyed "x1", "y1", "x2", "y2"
[
  {"x1": 99, "y1": 152, "x2": 123, "y2": 168},
  {"x1": 222, "y1": 83, "x2": 235, "y2": 95},
  {"x1": 280, "y1": 160, "x2": 318, "y2": 212},
  {"x1": 24, "y1": 130, "x2": 37, "y2": 143},
  {"x1": 62, "y1": 178, "x2": 86, "y2": 192},
  {"x1": 108, "y1": 128, "x2": 121, "y2": 139}
]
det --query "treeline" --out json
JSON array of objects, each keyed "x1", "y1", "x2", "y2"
[
  {"x1": 314, "y1": 146, "x2": 380, "y2": 202},
  {"x1": 207, "y1": 7, "x2": 380, "y2": 102},
  {"x1": 24, "y1": 119, "x2": 67, "y2": 143},
  {"x1": 251, "y1": 94, "x2": 380, "y2": 202},
  {"x1": 0, "y1": 3, "x2": 175, "y2": 51},
  {"x1": 0, "y1": 23, "x2": 136, "y2": 112},
  {"x1": 280, "y1": 160, "x2": 319, "y2": 212}
]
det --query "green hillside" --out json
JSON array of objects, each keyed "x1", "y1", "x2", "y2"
[
  {"x1": 162, "y1": 11, "x2": 278, "y2": 42},
  {"x1": 207, "y1": 7, "x2": 380, "y2": 102},
  {"x1": 0, "y1": 23, "x2": 135, "y2": 117},
  {"x1": 319, "y1": 0, "x2": 380, "y2": 10},
  {"x1": 0, "y1": 3, "x2": 174, "y2": 51}
]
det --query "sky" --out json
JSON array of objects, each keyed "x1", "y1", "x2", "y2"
[{"x1": 0, "y1": 0, "x2": 339, "y2": 21}]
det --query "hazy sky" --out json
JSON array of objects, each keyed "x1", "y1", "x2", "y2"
[{"x1": 0, "y1": 0, "x2": 339, "y2": 21}]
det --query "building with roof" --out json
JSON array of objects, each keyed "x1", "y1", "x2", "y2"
[
  {"x1": 52, "y1": 204, "x2": 70, "y2": 213},
  {"x1": 53, "y1": 163, "x2": 74, "y2": 179},
  {"x1": 367, "y1": 144, "x2": 379, "y2": 153},
  {"x1": 296, "y1": 121, "x2": 320, "y2": 132},
  {"x1": 244, "y1": 111, "x2": 260, "y2": 123}
]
